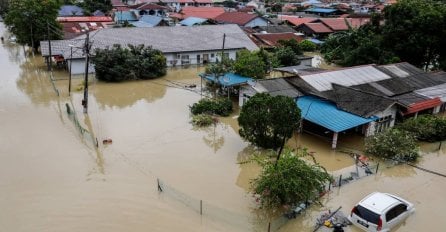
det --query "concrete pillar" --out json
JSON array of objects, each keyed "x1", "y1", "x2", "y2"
[
  {"x1": 332, "y1": 132, "x2": 338, "y2": 149},
  {"x1": 414, "y1": 112, "x2": 418, "y2": 119}
]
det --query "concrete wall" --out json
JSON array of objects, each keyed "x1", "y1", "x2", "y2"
[
  {"x1": 365, "y1": 105, "x2": 398, "y2": 136},
  {"x1": 68, "y1": 49, "x2": 239, "y2": 74}
]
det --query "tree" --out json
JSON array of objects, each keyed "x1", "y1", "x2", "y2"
[
  {"x1": 382, "y1": 0, "x2": 446, "y2": 70},
  {"x1": 92, "y1": 44, "x2": 166, "y2": 82},
  {"x1": 365, "y1": 129, "x2": 419, "y2": 162},
  {"x1": 397, "y1": 115, "x2": 446, "y2": 142},
  {"x1": 0, "y1": 0, "x2": 9, "y2": 16},
  {"x1": 277, "y1": 39, "x2": 302, "y2": 56},
  {"x1": 77, "y1": 0, "x2": 112, "y2": 15},
  {"x1": 238, "y1": 93, "x2": 301, "y2": 150},
  {"x1": 233, "y1": 50, "x2": 267, "y2": 79},
  {"x1": 252, "y1": 149, "x2": 331, "y2": 209},
  {"x1": 298, "y1": 40, "x2": 317, "y2": 52},
  {"x1": 4, "y1": 0, "x2": 62, "y2": 50},
  {"x1": 274, "y1": 47, "x2": 300, "y2": 67}
]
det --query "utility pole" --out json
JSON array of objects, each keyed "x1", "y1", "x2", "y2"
[
  {"x1": 47, "y1": 21, "x2": 52, "y2": 72},
  {"x1": 30, "y1": 22, "x2": 34, "y2": 56},
  {"x1": 68, "y1": 45, "x2": 73, "y2": 96},
  {"x1": 220, "y1": 33, "x2": 226, "y2": 61},
  {"x1": 82, "y1": 32, "x2": 90, "y2": 114}
]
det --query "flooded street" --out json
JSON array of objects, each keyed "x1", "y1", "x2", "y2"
[{"x1": 2, "y1": 21, "x2": 446, "y2": 232}]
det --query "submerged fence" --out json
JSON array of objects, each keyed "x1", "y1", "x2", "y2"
[
  {"x1": 65, "y1": 102, "x2": 97, "y2": 148},
  {"x1": 157, "y1": 178, "x2": 256, "y2": 231}
]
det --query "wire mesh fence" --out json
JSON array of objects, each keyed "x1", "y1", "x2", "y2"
[
  {"x1": 48, "y1": 73, "x2": 60, "y2": 96},
  {"x1": 65, "y1": 102, "x2": 96, "y2": 148},
  {"x1": 157, "y1": 178, "x2": 255, "y2": 231}
]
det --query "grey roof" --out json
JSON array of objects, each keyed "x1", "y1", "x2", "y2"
[
  {"x1": 39, "y1": 40, "x2": 75, "y2": 56},
  {"x1": 252, "y1": 78, "x2": 303, "y2": 98},
  {"x1": 252, "y1": 25, "x2": 296, "y2": 33},
  {"x1": 284, "y1": 76, "x2": 324, "y2": 97},
  {"x1": 325, "y1": 84, "x2": 396, "y2": 117},
  {"x1": 392, "y1": 92, "x2": 431, "y2": 107},
  {"x1": 58, "y1": 5, "x2": 84, "y2": 17},
  {"x1": 274, "y1": 65, "x2": 325, "y2": 75},
  {"x1": 40, "y1": 24, "x2": 258, "y2": 58},
  {"x1": 376, "y1": 62, "x2": 424, "y2": 78},
  {"x1": 415, "y1": 83, "x2": 446, "y2": 102}
]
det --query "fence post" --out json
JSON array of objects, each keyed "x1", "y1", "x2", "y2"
[
  {"x1": 328, "y1": 180, "x2": 331, "y2": 191},
  {"x1": 157, "y1": 178, "x2": 163, "y2": 192},
  {"x1": 268, "y1": 222, "x2": 271, "y2": 232},
  {"x1": 200, "y1": 200, "x2": 203, "y2": 215},
  {"x1": 338, "y1": 175, "x2": 342, "y2": 188},
  {"x1": 375, "y1": 163, "x2": 380, "y2": 174},
  {"x1": 439, "y1": 141, "x2": 442, "y2": 151}
]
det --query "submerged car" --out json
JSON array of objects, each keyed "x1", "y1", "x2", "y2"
[{"x1": 348, "y1": 192, "x2": 415, "y2": 232}]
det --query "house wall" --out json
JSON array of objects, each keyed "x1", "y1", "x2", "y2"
[
  {"x1": 245, "y1": 18, "x2": 268, "y2": 27},
  {"x1": 364, "y1": 105, "x2": 398, "y2": 136},
  {"x1": 239, "y1": 85, "x2": 257, "y2": 107},
  {"x1": 68, "y1": 49, "x2": 240, "y2": 74},
  {"x1": 299, "y1": 58, "x2": 312, "y2": 67}
]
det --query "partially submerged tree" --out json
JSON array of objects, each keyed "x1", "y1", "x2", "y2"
[
  {"x1": 397, "y1": 115, "x2": 446, "y2": 142},
  {"x1": 4, "y1": 0, "x2": 62, "y2": 50},
  {"x1": 252, "y1": 149, "x2": 331, "y2": 210},
  {"x1": 238, "y1": 93, "x2": 301, "y2": 151},
  {"x1": 92, "y1": 44, "x2": 166, "y2": 82},
  {"x1": 365, "y1": 129, "x2": 419, "y2": 162},
  {"x1": 190, "y1": 98, "x2": 233, "y2": 116},
  {"x1": 274, "y1": 47, "x2": 300, "y2": 67},
  {"x1": 233, "y1": 49, "x2": 267, "y2": 79},
  {"x1": 77, "y1": 0, "x2": 112, "y2": 15}
]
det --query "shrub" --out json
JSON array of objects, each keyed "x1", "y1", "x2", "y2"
[
  {"x1": 398, "y1": 115, "x2": 446, "y2": 142},
  {"x1": 191, "y1": 114, "x2": 216, "y2": 127},
  {"x1": 190, "y1": 98, "x2": 233, "y2": 116},
  {"x1": 365, "y1": 129, "x2": 419, "y2": 162},
  {"x1": 299, "y1": 40, "x2": 317, "y2": 52}
]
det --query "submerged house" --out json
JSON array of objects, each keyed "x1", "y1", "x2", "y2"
[{"x1": 40, "y1": 24, "x2": 258, "y2": 74}]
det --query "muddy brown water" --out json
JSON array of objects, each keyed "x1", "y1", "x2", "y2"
[{"x1": 2, "y1": 23, "x2": 446, "y2": 231}]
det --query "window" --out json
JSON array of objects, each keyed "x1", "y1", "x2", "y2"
[
  {"x1": 211, "y1": 53, "x2": 215, "y2": 58},
  {"x1": 385, "y1": 204, "x2": 407, "y2": 222},
  {"x1": 177, "y1": 54, "x2": 181, "y2": 59},
  {"x1": 354, "y1": 205, "x2": 380, "y2": 225},
  {"x1": 375, "y1": 115, "x2": 392, "y2": 133}
]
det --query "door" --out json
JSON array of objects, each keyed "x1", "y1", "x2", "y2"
[
  {"x1": 202, "y1": 54, "x2": 209, "y2": 63},
  {"x1": 196, "y1": 54, "x2": 201, "y2": 64}
]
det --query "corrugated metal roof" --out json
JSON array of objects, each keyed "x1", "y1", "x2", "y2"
[
  {"x1": 297, "y1": 96, "x2": 376, "y2": 133},
  {"x1": 252, "y1": 78, "x2": 302, "y2": 98},
  {"x1": 59, "y1": 5, "x2": 84, "y2": 17},
  {"x1": 139, "y1": 15, "x2": 163, "y2": 26},
  {"x1": 200, "y1": 73, "x2": 252, "y2": 87},
  {"x1": 305, "y1": 8, "x2": 337, "y2": 13},
  {"x1": 415, "y1": 83, "x2": 446, "y2": 102},
  {"x1": 300, "y1": 65, "x2": 391, "y2": 92},
  {"x1": 41, "y1": 25, "x2": 258, "y2": 58}
]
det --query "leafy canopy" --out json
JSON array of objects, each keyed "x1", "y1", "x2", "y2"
[
  {"x1": 92, "y1": 44, "x2": 167, "y2": 82},
  {"x1": 321, "y1": 0, "x2": 446, "y2": 70},
  {"x1": 397, "y1": 115, "x2": 446, "y2": 142},
  {"x1": 77, "y1": 0, "x2": 112, "y2": 15},
  {"x1": 252, "y1": 149, "x2": 331, "y2": 209},
  {"x1": 190, "y1": 98, "x2": 233, "y2": 117},
  {"x1": 233, "y1": 49, "x2": 267, "y2": 79},
  {"x1": 365, "y1": 128, "x2": 419, "y2": 162},
  {"x1": 238, "y1": 93, "x2": 301, "y2": 149},
  {"x1": 4, "y1": 0, "x2": 62, "y2": 49}
]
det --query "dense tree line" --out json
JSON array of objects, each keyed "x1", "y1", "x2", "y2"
[{"x1": 322, "y1": 0, "x2": 446, "y2": 70}]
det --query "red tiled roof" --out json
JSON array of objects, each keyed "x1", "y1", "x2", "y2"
[
  {"x1": 178, "y1": 0, "x2": 194, "y2": 3},
  {"x1": 61, "y1": 22, "x2": 111, "y2": 39},
  {"x1": 253, "y1": 32, "x2": 304, "y2": 47},
  {"x1": 175, "y1": 7, "x2": 225, "y2": 20},
  {"x1": 303, "y1": 23, "x2": 333, "y2": 33},
  {"x1": 279, "y1": 16, "x2": 317, "y2": 27},
  {"x1": 114, "y1": 6, "x2": 131, "y2": 11},
  {"x1": 57, "y1": 16, "x2": 113, "y2": 22},
  {"x1": 131, "y1": 3, "x2": 170, "y2": 10},
  {"x1": 318, "y1": 18, "x2": 349, "y2": 31},
  {"x1": 112, "y1": 0, "x2": 126, "y2": 6},
  {"x1": 214, "y1": 12, "x2": 258, "y2": 26},
  {"x1": 404, "y1": 98, "x2": 442, "y2": 115},
  {"x1": 346, "y1": 18, "x2": 371, "y2": 29},
  {"x1": 194, "y1": 0, "x2": 213, "y2": 3}
]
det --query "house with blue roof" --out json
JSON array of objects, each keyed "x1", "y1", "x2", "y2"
[
  {"x1": 180, "y1": 17, "x2": 209, "y2": 26},
  {"x1": 303, "y1": 7, "x2": 342, "y2": 17},
  {"x1": 114, "y1": 11, "x2": 138, "y2": 24}
]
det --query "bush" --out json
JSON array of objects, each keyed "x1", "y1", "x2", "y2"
[
  {"x1": 191, "y1": 114, "x2": 216, "y2": 127},
  {"x1": 252, "y1": 149, "x2": 331, "y2": 209},
  {"x1": 190, "y1": 98, "x2": 233, "y2": 116},
  {"x1": 365, "y1": 129, "x2": 419, "y2": 162},
  {"x1": 299, "y1": 40, "x2": 317, "y2": 52},
  {"x1": 398, "y1": 115, "x2": 446, "y2": 142}
]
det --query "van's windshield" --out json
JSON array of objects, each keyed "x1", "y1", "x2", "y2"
[{"x1": 354, "y1": 205, "x2": 380, "y2": 224}]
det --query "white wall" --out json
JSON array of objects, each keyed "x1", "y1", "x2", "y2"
[
  {"x1": 245, "y1": 18, "x2": 268, "y2": 27},
  {"x1": 69, "y1": 59, "x2": 95, "y2": 75},
  {"x1": 365, "y1": 105, "x2": 398, "y2": 136}
]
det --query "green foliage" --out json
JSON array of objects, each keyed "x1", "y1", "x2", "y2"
[
  {"x1": 321, "y1": 28, "x2": 399, "y2": 66},
  {"x1": 233, "y1": 50, "x2": 267, "y2": 79},
  {"x1": 274, "y1": 47, "x2": 300, "y2": 67},
  {"x1": 205, "y1": 56, "x2": 234, "y2": 77},
  {"x1": 190, "y1": 98, "x2": 233, "y2": 116},
  {"x1": 277, "y1": 39, "x2": 302, "y2": 55},
  {"x1": 191, "y1": 114, "x2": 216, "y2": 127},
  {"x1": 238, "y1": 93, "x2": 301, "y2": 149},
  {"x1": 92, "y1": 44, "x2": 166, "y2": 82},
  {"x1": 365, "y1": 129, "x2": 419, "y2": 162},
  {"x1": 0, "y1": 0, "x2": 9, "y2": 16},
  {"x1": 321, "y1": 0, "x2": 446, "y2": 70},
  {"x1": 298, "y1": 40, "x2": 317, "y2": 52},
  {"x1": 77, "y1": 0, "x2": 112, "y2": 15},
  {"x1": 382, "y1": 0, "x2": 446, "y2": 70},
  {"x1": 4, "y1": 0, "x2": 62, "y2": 49},
  {"x1": 397, "y1": 115, "x2": 446, "y2": 142},
  {"x1": 252, "y1": 149, "x2": 332, "y2": 209}
]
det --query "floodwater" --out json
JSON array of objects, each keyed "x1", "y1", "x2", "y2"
[{"x1": 2, "y1": 22, "x2": 446, "y2": 232}]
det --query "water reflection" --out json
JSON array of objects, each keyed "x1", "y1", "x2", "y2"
[{"x1": 199, "y1": 123, "x2": 225, "y2": 153}]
